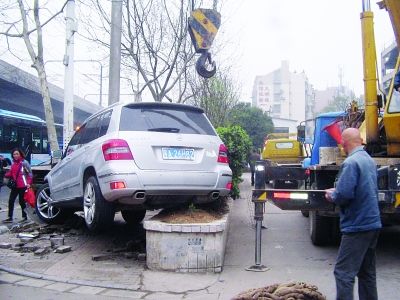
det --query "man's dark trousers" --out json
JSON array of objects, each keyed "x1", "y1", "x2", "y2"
[
  {"x1": 334, "y1": 229, "x2": 380, "y2": 300},
  {"x1": 250, "y1": 166, "x2": 255, "y2": 186}
]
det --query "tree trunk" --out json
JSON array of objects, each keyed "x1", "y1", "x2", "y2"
[{"x1": 36, "y1": 63, "x2": 60, "y2": 152}]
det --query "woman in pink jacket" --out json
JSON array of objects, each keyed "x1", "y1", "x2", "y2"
[{"x1": 2, "y1": 148, "x2": 33, "y2": 223}]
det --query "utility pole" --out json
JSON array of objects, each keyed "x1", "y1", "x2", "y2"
[
  {"x1": 108, "y1": 0, "x2": 123, "y2": 105},
  {"x1": 63, "y1": 0, "x2": 76, "y2": 150}
]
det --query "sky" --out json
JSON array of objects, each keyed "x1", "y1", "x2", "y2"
[
  {"x1": 0, "y1": 0, "x2": 396, "y2": 105},
  {"x1": 219, "y1": 0, "x2": 395, "y2": 100}
]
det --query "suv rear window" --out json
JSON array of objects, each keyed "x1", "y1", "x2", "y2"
[{"x1": 119, "y1": 106, "x2": 216, "y2": 135}]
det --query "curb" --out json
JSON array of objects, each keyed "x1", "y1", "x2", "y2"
[{"x1": 0, "y1": 264, "x2": 140, "y2": 291}]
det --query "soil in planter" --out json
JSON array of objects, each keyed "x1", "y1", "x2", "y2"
[{"x1": 154, "y1": 197, "x2": 230, "y2": 224}]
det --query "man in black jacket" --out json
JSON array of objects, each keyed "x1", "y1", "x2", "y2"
[{"x1": 248, "y1": 149, "x2": 259, "y2": 186}]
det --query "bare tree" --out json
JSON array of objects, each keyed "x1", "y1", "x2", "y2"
[
  {"x1": 0, "y1": 0, "x2": 68, "y2": 152},
  {"x1": 78, "y1": 0, "x2": 198, "y2": 103},
  {"x1": 187, "y1": 68, "x2": 241, "y2": 127}
]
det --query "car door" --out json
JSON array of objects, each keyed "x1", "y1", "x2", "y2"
[
  {"x1": 50, "y1": 126, "x2": 85, "y2": 200},
  {"x1": 65, "y1": 115, "x2": 101, "y2": 199}
]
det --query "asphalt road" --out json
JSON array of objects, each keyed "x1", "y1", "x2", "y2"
[{"x1": 0, "y1": 174, "x2": 400, "y2": 299}]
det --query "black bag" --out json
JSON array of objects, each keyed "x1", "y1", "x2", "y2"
[
  {"x1": 6, "y1": 179, "x2": 16, "y2": 189},
  {"x1": 6, "y1": 165, "x2": 21, "y2": 190}
]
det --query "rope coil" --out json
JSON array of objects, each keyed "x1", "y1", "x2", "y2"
[{"x1": 232, "y1": 282, "x2": 327, "y2": 300}]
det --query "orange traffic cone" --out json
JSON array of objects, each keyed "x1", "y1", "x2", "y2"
[{"x1": 323, "y1": 121, "x2": 342, "y2": 144}]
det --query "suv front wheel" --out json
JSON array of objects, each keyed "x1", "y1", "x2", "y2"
[
  {"x1": 36, "y1": 183, "x2": 71, "y2": 223},
  {"x1": 83, "y1": 176, "x2": 115, "y2": 231}
]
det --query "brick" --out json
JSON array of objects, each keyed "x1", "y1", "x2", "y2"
[
  {"x1": 91, "y1": 253, "x2": 115, "y2": 261},
  {"x1": 43, "y1": 282, "x2": 78, "y2": 292},
  {"x1": 215, "y1": 224, "x2": 223, "y2": 232},
  {"x1": 17, "y1": 278, "x2": 53, "y2": 288},
  {"x1": 101, "y1": 289, "x2": 147, "y2": 298},
  {"x1": 54, "y1": 245, "x2": 72, "y2": 253},
  {"x1": 124, "y1": 252, "x2": 136, "y2": 259},
  {"x1": 34, "y1": 248, "x2": 50, "y2": 256},
  {"x1": 182, "y1": 226, "x2": 192, "y2": 233},
  {"x1": 21, "y1": 244, "x2": 40, "y2": 252},
  {"x1": 50, "y1": 237, "x2": 64, "y2": 248},
  {"x1": 171, "y1": 225, "x2": 182, "y2": 232},
  {"x1": 162, "y1": 224, "x2": 172, "y2": 232},
  {"x1": 208, "y1": 225, "x2": 217, "y2": 232},
  {"x1": 191, "y1": 226, "x2": 201, "y2": 232},
  {"x1": 137, "y1": 253, "x2": 146, "y2": 261},
  {"x1": 19, "y1": 237, "x2": 34, "y2": 243},
  {"x1": 0, "y1": 243, "x2": 12, "y2": 249},
  {"x1": 0, "y1": 272, "x2": 25, "y2": 283},
  {"x1": 112, "y1": 247, "x2": 128, "y2": 253},
  {"x1": 200, "y1": 225, "x2": 210, "y2": 233},
  {"x1": 69, "y1": 285, "x2": 105, "y2": 295}
]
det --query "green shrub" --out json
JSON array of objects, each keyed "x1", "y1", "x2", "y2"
[{"x1": 216, "y1": 125, "x2": 252, "y2": 199}]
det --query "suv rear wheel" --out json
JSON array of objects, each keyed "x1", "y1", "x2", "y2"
[
  {"x1": 121, "y1": 210, "x2": 146, "y2": 225},
  {"x1": 83, "y1": 176, "x2": 115, "y2": 231}
]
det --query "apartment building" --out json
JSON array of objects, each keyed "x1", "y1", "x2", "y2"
[{"x1": 251, "y1": 61, "x2": 315, "y2": 125}]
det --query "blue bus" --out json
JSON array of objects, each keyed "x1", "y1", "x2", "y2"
[{"x1": 0, "y1": 109, "x2": 63, "y2": 165}]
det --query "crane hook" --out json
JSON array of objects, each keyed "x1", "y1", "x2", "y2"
[{"x1": 196, "y1": 52, "x2": 216, "y2": 79}]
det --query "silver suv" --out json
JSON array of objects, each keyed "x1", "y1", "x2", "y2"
[{"x1": 35, "y1": 102, "x2": 232, "y2": 231}]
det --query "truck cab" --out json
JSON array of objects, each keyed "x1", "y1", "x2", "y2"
[
  {"x1": 261, "y1": 138, "x2": 304, "y2": 164},
  {"x1": 260, "y1": 135, "x2": 307, "y2": 189}
]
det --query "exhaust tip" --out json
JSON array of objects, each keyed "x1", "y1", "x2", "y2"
[
  {"x1": 210, "y1": 191, "x2": 220, "y2": 200},
  {"x1": 134, "y1": 191, "x2": 146, "y2": 200}
]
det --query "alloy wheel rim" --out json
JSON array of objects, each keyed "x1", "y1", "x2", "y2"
[
  {"x1": 83, "y1": 181, "x2": 96, "y2": 225},
  {"x1": 37, "y1": 186, "x2": 60, "y2": 219}
]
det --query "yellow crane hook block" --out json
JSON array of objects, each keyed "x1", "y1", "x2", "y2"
[{"x1": 188, "y1": 9, "x2": 221, "y2": 53}]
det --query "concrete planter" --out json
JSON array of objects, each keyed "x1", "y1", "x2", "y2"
[{"x1": 144, "y1": 210, "x2": 230, "y2": 273}]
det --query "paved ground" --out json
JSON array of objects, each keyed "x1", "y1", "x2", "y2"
[{"x1": 0, "y1": 174, "x2": 400, "y2": 299}]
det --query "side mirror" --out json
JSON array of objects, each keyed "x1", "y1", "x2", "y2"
[{"x1": 297, "y1": 125, "x2": 305, "y2": 142}]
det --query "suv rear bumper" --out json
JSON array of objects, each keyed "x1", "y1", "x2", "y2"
[{"x1": 99, "y1": 170, "x2": 232, "y2": 204}]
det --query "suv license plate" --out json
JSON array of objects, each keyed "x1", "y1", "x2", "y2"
[{"x1": 162, "y1": 148, "x2": 195, "y2": 160}]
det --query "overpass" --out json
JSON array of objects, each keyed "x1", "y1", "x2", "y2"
[{"x1": 0, "y1": 59, "x2": 102, "y2": 125}]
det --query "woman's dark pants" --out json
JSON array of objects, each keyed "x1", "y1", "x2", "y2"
[{"x1": 8, "y1": 187, "x2": 27, "y2": 219}]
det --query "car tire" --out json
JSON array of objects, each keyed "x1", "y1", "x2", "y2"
[
  {"x1": 301, "y1": 210, "x2": 309, "y2": 217},
  {"x1": 121, "y1": 210, "x2": 146, "y2": 225},
  {"x1": 35, "y1": 183, "x2": 71, "y2": 224},
  {"x1": 309, "y1": 211, "x2": 332, "y2": 246},
  {"x1": 83, "y1": 176, "x2": 115, "y2": 232}
]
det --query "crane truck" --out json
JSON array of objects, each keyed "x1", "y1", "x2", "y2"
[{"x1": 254, "y1": 0, "x2": 400, "y2": 246}]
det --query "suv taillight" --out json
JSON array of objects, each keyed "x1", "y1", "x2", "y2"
[
  {"x1": 217, "y1": 144, "x2": 229, "y2": 164},
  {"x1": 102, "y1": 139, "x2": 133, "y2": 161}
]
